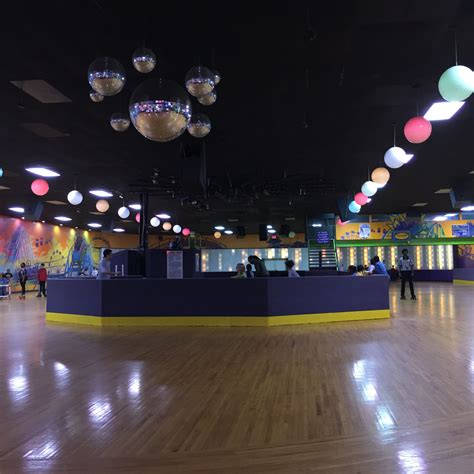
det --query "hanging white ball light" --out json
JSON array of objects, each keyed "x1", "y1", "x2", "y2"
[
  {"x1": 67, "y1": 190, "x2": 83, "y2": 205},
  {"x1": 384, "y1": 146, "x2": 406, "y2": 169},
  {"x1": 150, "y1": 217, "x2": 160, "y2": 227},
  {"x1": 348, "y1": 201, "x2": 361, "y2": 214},
  {"x1": 361, "y1": 181, "x2": 378, "y2": 197},
  {"x1": 118, "y1": 206, "x2": 130, "y2": 219},
  {"x1": 173, "y1": 224, "x2": 182, "y2": 234}
]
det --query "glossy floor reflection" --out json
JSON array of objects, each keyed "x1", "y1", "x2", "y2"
[{"x1": 0, "y1": 283, "x2": 473, "y2": 473}]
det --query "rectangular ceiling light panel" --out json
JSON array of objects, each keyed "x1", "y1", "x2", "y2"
[
  {"x1": 434, "y1": 188, "x2": 451, "y2": 194},
  {"x1": 21, "y1": 123, "x2": 69, "y2": 138},
  {"x1": 412, "y1": 203, "x2": 428, "y2": 207},
  {"x1": 11, "y1": 80, "x2": 71, "y2": 103},
  {"x1": 423, "y1": 102, "x2": 464, "y2": 121}
]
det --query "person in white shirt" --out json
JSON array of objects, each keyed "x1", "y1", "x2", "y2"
[
  {"x1": 398, "y1": 248, "x2": 416, "y2": 300},
  {"x1": 285, "y1": 259, "x2": 300, "y2": 278},
  {"x1": 97, "y1": 249, "x2": 116, "y2": 280}
]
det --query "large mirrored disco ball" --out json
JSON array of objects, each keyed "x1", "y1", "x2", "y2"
[
  {"x1": 89, "y1": 90, "x2": 104, "y2": 102},
  {"x1": 88, "y1": 57, "x2": 126, "y2": 96},
  {"x1": 129, "y1": 78, "x2": 192, "y2": 142},
  {"x1": 198, "y1": 89, "x2": 217, "y2": 106},
  {"x1": 185, "y1": 65, "x2": 215, "y2": 97},
  {"x1": 187, "y1": 113, "x2": 211, "y2": 138},
  {"x1": 110, "y1": 112, "x2": 130, "y2": 132},
  {"x1": 132, "y1": 47, "x2": 156, "y2": 73}
]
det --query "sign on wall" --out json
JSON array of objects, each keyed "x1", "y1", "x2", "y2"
[{"x1": 167, "y1": 251, "x2": 183, "y2": 279}]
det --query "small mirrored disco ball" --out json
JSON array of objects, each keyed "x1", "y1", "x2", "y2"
[
  {"x1": 197, "y1": 90, "x2": 217, "y2": 106},
  {"x1": 185, "y1": 65, "x2": 215, "y2": 97},
  {"x1": 129, "y1": 78, "x2": 192, "y2": 142},
  {"x1": 213, "y1": 70, "x2": 221, "y2": 85},
  {"x1": 89, "y1": 90, "x2": 104, "y2": 102},
  {"x1": 187, "y1": 113, "x2": 211, "y2": 138},
  {"x1": 88, "y1": 57, "x2": 126, "y2": 96},
  {"x1": 110, "y1": 112, "x2": 130, "y2": 132},
  {"x1": 132, "y1": 47, "x2": 156, "y2": 73}
]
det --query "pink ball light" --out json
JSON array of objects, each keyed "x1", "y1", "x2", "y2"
[
  {"x1": 182, "y1": 228, "x2": 191, "y2": 236},
  {"x1": 135, "y1": 213, "x2": 140, "y2": 223},
  {"x1": 336, "y1": 217, "x2": 347, "y2": 226},
  {"x1": 354, "y1": 192, "x2": 368, "y2": 206},
  {"x1": 404, "y1": 116, "x2": 432, "y2": 144},
  {"x1": 31, "y1": 179, "x2": 49, "y2": 196}
]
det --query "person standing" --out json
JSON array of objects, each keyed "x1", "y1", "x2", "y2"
[
  {"x1": 285, "y1": 259, "x2": 300, "y2": 278},
  {"x1": 37, "y1": 263, "x2": 47, "y2": 297},
  {"x1": 398, "y1": 248, "x2": 416, "y2": 300},
  {"x1": 97, "y1": 249, "x2": 116, "y2": 280},
  {"x1": 248, "y1": 255, "x2": 269, "y2": 277},
  {"x1": 18, "y1": 263, "x2": 28, "y2": 300},
  {"x1": 4, "y1": 268, "x2": 13, "y2": 299}
]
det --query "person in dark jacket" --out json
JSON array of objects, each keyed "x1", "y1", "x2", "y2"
[
  {"x1": 18, "y1": 263, "x2": 27, "y2": 300},
  {"x1": 248, "y1": 255, "x2": 270, "y2": 277},
  {"x1": 245, "y1": 263, "x2": 255, "y2": 278}
]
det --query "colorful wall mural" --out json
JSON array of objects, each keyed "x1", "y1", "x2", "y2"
[
  {"x1": 453, "y1": 244, "x2": 474, "y2": 268},
  {"x1": 336, "y1": 215, "x2": 474, "y2": 241},
  {"x1": 0, "y1": 217, "x2": 100, "y2": 292}
]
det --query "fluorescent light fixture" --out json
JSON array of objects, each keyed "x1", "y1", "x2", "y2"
[
  {"x1": 444, "y1": 213, "x2": 457, "y2": 217},
  {"x1": 55, "y1": 216, "x2": 72, "y2": 222},
  {"x1": 424, "y1": 101, "x2": 464, "y2": 121},
  {"x1": 224, "y1": 230, "x2": 233, "y2": 235},
  {"x1": 434, "y1": 188, "x2": 451, "y2": 194},
  {"x1": 412, "y1": 202, "x2": 428, "y2": 207},
  {"x1": 129, "y1": 204, "x2": 141, "y2": 210},
  {"x1": 312, "y1": 223, "x2": 322, "y2": 227},
  {"x1": 432, "y1": 216, "x2": 447, "y2": 222},
  {"x1": 268, "y1": 229, "x2": 276, "y2": 234},
  {"x1": 89, "y1": 190, "x2": 113, "y2": 198},
  {"x1": 9, "y1": 207, "x2": 25, "y2": 213},
  {"x1": 156, "y1": 213, "x2": 171, "y2": 219},
  {"x1": 461, "y1": 205, "x2": 474, "y2": 211},
  {"x1": 401, "y1": 153, "x2": 414, "y2": 164},
  {"x1": 25, "y1": 167, "x2": 60, "y2": 177},
  {"x1": 113, "y1": 228, "x2": 125, "y2": 232},
  {"x1": 214, "y1": 225, "x2": 225, "y2": 230},
  {"x1": 45, "y1": 200, "x2": 67, "y2": 205},
  {"x1": 469, "y1": 170, "x2": 474, "y2": 174},
  {"x1": 87, "y1": 223, "x2": 102, "y2": 228},
  {"x1": 374, "y1": 182, "x2": 386, "y2": 189},
  {"x1": 366, "y1": 198, "x2": 372, "y2": 203},
  {"x1": 266, "y1": 224, "x2": 273, "y2": 229}
]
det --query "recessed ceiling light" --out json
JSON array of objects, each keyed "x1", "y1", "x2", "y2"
[
  {"x1": 312, "y1": 223, "x2": 322, "y2": 227},
  {"x1": 224, "y1": 230, "x2": 233, "y2": 235},
  {"x1": 432, "y1": 215, "x2": 447, "y2": 221},
  {"x1": 461, "y1": 205, "x2": 474, "y2": 211},
  {"x1": 214, "y1": 225, "x2": 225, "y2": 230},
  {"x1": 59, "y1": 223, "x2": 63, "y2": 226},
  {"x1": 228, "y1": 218, "x2": 239, "y2": 222},
  {"x1": 423, "y1": 101, "x2": 464, "y2": 121},
  {"x1": 444, "y1": 213, "x2": 457, "y2": 217},
  {"x1": 21, "y1": 216, "x2": 25, "y2": 220},
  {"x1": 266, "y1": 225, "x2": 273, "y2": 229},
  {"x1": 9, "y1": 207, "x2": 24, "y2": 213},
  {"x1": 284, "y1": 217, "x2": 295, "y2": 221},
  {"x1": 89, "y1": 211, "x2": 104, "y2": 216},
  {"x1": 113, "y1": 228, "x2": 125, "y2": 232},
  {"x1": 129, "y1": 204, "x2": 141, "y2": 210},
  {"x1": 412, "y1": 203, "x2": 428, "y2": 207},
  {"x1": 156, "y1": 213, "x2": 171, "y2": 219},
  {"x1": 25, "y1": 167, "x2": 60, "y2": 177},
  {"x1": 89, "y1": 190, "x2": 113, "y2": 198},
  {"x1": 469, "y1": 170, "x2": 474, "y2": 174},
  {"x1": 87, "y1": 223, "x2": 102, "y2": 228},
  {"x1": 434, "y1": 188, "x2": 451, "y2": 194},
  {"x1": 0, "y1": 185, "x2": 10, "y2": 190},
  {"x1": 55, "y1": 216, "x2": 72, "y2": 222},
  {"x1": 11, "y1": 79, "x2": 72, "y2": 104},
  {"x1": 41, "y1": 220, "x2": 45, "y2": 223},
  {"x1": 268, "y1": 229, "x2": 276, "y2": 234}
]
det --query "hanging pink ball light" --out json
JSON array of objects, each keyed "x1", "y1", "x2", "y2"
[
  {"x1": 336, "y1": 217, "x2": 347, "y2": 226},
  {"x1": 135, "y1": 213, "x2": 140, "y2": 223},
  {"x1": 182, "y1": 228, "x2": 191, "y2": 236},
  {"x1": 403, "y1": 116, "x2": 432, "y2": 144},
  {"x1": 31, "y1": 179, "x2": 49, "y2": 196},
  {"x1": 354, "y1": 192, "x2": 368, "y2": 206}
]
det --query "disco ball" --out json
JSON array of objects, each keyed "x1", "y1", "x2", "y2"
[
  {"x1": 213, "y1": 70, "x2": 221, "y2": 85},
  {"x1": 132, "y1": 47, "x2": 156, "y2": 73},
  {"x1": 88, "y1": 56, "x2": 126, "y2": 96},
  {"x1": 187, "y1": 113, "x2": 211, "y2": 138},
  {"x1": 185, "y1": 65, "x2": 215, "y2": 97},
  {"x1": 129, "y1": 78, "x2": 192, "y2": 142},
  {"x1": 198, "y1": 90, "x2": 217, "y2": 106},
  {"x1": 110, "y1": 112, "x2": 130, "y2": 132},
  {"x1": 89, "y1": 90, "x2": 104, "y2": 103}
]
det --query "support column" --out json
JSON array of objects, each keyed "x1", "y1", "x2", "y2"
[{"x1": 139, "y1": 192, "x2": 149, "y2": 253}]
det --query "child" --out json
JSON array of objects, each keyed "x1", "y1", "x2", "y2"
[
  {"x1": 18, "y1": 263, "x2": 28, "y2": 300},
  {"x1": 37, "y1": 263, "x2": 47, "y2": 297}
]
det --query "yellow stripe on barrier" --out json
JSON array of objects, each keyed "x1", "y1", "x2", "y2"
[
  {"x1": 453, "y1": 279, "x2": 474, "y2": 285},
  {"x1": 46, "y1": 309, "x2": 390, "y2": 327}
]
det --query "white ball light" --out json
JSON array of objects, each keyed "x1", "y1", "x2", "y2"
[
  {"x1": 150, "y1": 217, "x2": 160, "y2": 227},
  {"x1": 67, "y1": 190, "x2": 83, "y2": 205},
  {"x1": 384, "y1": 146, "x2": 406, "y2": 169},
  {"x1": 348, "y1": 201, "x2": 361, "y2": 214},
  {"x1": 118, "y1": 206, "x2": 130, "y2": 219},
  {"x1": 173, "y1": 224, "x2": 182, "y2": 234},
  {"x1": 361, "y1": 181, "x2": 378, "y2": 197}
]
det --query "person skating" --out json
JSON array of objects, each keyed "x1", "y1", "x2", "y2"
[{"x1": 398, "y1": 249, "x2": 416, "y2": 300}]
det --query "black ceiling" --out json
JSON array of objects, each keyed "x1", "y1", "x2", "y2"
[{"x1": 1, "y1": 0, "x2": 474, "y2": 233}]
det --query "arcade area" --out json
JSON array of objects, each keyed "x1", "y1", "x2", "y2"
[{"x1": 1, "y1": 3, "x2": 474, "y2": 473}]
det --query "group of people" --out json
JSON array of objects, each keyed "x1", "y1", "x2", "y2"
[
  {"x1": 348, "y1": 249, "x2": 416, "y2": 300},
  {"x1": 232, "y1": 255, "x2": 300, "y2": 279},
  {"x1": 0, "y1": 262, "x2": 48, "y2": 300}
]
